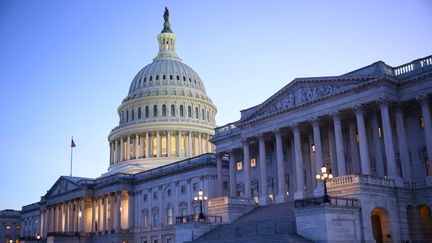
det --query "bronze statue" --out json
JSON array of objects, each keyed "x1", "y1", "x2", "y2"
[{"x1": 162, "y1": 7, "x2": 172, "y2": 33}]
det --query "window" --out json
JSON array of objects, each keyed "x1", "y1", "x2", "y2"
[
  {"x1": 153, "y1": 105, "x2": 158, "y2": 117},
  {"x1": 132, "y1": 109, "x2": 135, "y2": 120},
  {"x1": 152, "y1": 135, "x2": 157, "y2": 156},
  {"x1": 150, "y1": 76, "x2": 153, "y2": 81},
  {"x1": 144, "y1": 77, "x2": 147, "y2": 82},
  {"x1": 250, "y1": 158, "x2": 256, "y2": 168},
  {"x1": 237, "y1": 161, "x2": 243, "y2": 171},
  {"x1": 156, "y1": 75, "x2": 159, "y2": 80},
  {"x1": 126, "y1": 110, "x2": 129, "y2": 122},
  {"x1": 153, "y1": 211, "x2": 159, "y2": 226},
  {"x1": 143, "y1": 193, "x2": 148, "y2": 202},
  {"x1": 153, "y1": 191, "x2": 159, "y2": 200},
  {"x1": 6, "y1": 225, "x2": 11, "y2": 230},
  {"x1": 16, "y1": 225, "x2": 20, "y2": 230},
  {"x1": 163, "y1": 75, "x2": 166, "y2": 80},
  {"x1": 145, "y1": 106, "x2": 149, "y2": 118},
  {"x1": 180, "y1": 185, "x2": 186, "y2": 194},
  {"x1": 193, "y1": 182, "x2": 199, "y2": 191},
  {"x1": 355, "y1": 133, "x2": 359, "y2": 143},
  {"x1": 167, "y1": 207, "x2": 174, "y2": 225},
  {"x1": 180, "y1": 105, "x2": 184, "y2": 117},
  {"x1": 195, "y1": 107, "x2": 199, "y2": 119},
  {"x1": 202, "y1": 109, "x2": 205, "y2": 120},
  {"x1": 143, "y1": 212, "x2": 148, "y2": 228},
  {"x1": 138, "y1": 107, "x2": 142, "y2": 119},
  {"x1": 121, "y1": 111, "x2": 124, "y2": 123},
  {"x1": 170, "y1": 135, "x2": 176, "y2": 155},
  {"x1": 170, "y1": 75, "x2": 173, "y2": 80},
  {"x1": 167, "y1": 189, "x2": 172, "y2": 197},
  {"x1": 188, "y1": 106, "x2": 192, "y2": 118},
  {"x1": 183, "y1": 76, "x2": 186, "y2": 81},
  {"x1": 176, "y1": 75, "x2": 180, "y2": 80},
  {"x1": 419, "y1": 116, "x2": 425, "y2": 128},
  {"x1": 171, "y1": 105, "x2": 175, "y2": 116},
  {"x1": 161, "y1": 135, "x2": 167, "y2": 156},
  {"x1": 162, "y1": 104, "x2": 167, "y2": 116},
  {"x1": 181, "y1": 207, "x2": 187, "y2": 216}
]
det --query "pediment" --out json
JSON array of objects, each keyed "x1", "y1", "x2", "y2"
[
  {"x1": 44, "y1": 176, "x2": 81, "y2": 198},
  {"x1": 239, "y1": 78, "x2": 365, "y2": 123}
]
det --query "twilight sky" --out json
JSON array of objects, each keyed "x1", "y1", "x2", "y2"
[{"x1": 0, "y1": 0, "x2": 431, "y2": 210}]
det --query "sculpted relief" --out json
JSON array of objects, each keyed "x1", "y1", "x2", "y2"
[{"x1": 262, "y1": 84, "x2": 343, "y2": 116}]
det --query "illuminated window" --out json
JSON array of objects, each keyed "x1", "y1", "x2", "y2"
[
  {"x1": 237, "y1": 161, "x2": 243, "y2": 171},
  {"x1": 153, "y1": 105, "x2": 158, "y2": 117},
  {"x1": 6, "y1": 225, "x2": 11, "y2": 230},
  {"x1": 143, "y1": 212, "x2": 148, "y2": 228},
  {"x1": 180, "y1": 105, "x2": 184, "y2": 117},
  {"x1": 152, "y1": 136, "x2": 157, "y2": 156},
  {"x1": 202, "y1": 137, "x2": 207, "y2": 153},
  {"x1": 378, "y1": 127, "x2": 382, "y2": 138},
  {"x1": 167, "y1": 207, "x2": 174, "y2": 225},
  {"x1": 250, "y1": 158, "x2": 256, "y2": 168},
  {"x1": 191, "y1": 135, "x2": 197, "y2": 156},
  {"x1": 161, "y1": 135, "x2": 167, "y2": 156},
  {"x1": 162, "y1": 104, "x2": 167, "y2": 116},
  {"x1": 123, "y1": 142, "x2": 127, "y2": 160},
  {"x1": 355, "y1": 133, "x2": 359, "y2": 143},
  {"x1": 16, "y1": 225, "x2": 20, "y2": 230},
  {"x1": 129, "y1": 143, "x2": 133, "y2": 159},
  {"x1": 171, "y1": 105, "x2": 175, "y2": 116},
  {"x1": 180, "y1": 134, "x2": 186, "y2": 156},
  {"x1": 419, "y1": 116, "x2": 425, "y2": 128},
  {"x1": 311, "y1": 144, "x2": 316, "y2": 153},
  {"x1": 170, "y1": 135, "x2": 176, "y2": 155}
]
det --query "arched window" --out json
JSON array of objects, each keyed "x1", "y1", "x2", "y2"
[
  {"x1": 180, "y1": 105, "x2": 184, "y2": 117},
  {"x1": 202, "y1": 109, "x2": 205, "y2": 120},
  {"x1": 162, "y1": 104, "x2": 167, "y2": 116},
  {"x1": 132, "y1": 109, "x2": 135, "y2": 120},
  {"x1": 126, "y1": 110, "x2": 129, "y2": 122},
  {"x1": 156, "y1": 75, "x2": 159, "y2": 80},
  {"x1": 195, "y1": 107, "x2": 199, "y2": 119},
  {"x1": 138, "y1": 107, "x2": 142, "y2": 119},
  {"x1": 188, "y1": 106, "x2": 192, "y2": 118},
  {"x1": 153, "y1": 105, "x2": 158, "y2": 117},
  {"x1": 207, "y1": 111, "x2": 210, "y2": 121},
  {"x1": 171, "y1": 105, "x2": 175, "y2": 116},
  {"x1": 163, "y1": 75, "x2": 166, "y2": 80},
  {"x1": 170, "y1": 75, "x2": 173, "y2": 80},
  {"x1": 149, "y1": 76, "x2": 153, "y2": 81},
  {"x1": 176, "y1": 75, "x2": 180, "y2": 80},
  {"x1": 145, "y1": 106, "x2": 149, "y2": 118},
  {"x1": 121, "y1": 111, "x2": 124, "y2": 123}
]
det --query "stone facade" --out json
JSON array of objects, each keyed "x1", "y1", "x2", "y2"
[{"x1": 0, "y1": 209, "x2": 21, "y2": 243}]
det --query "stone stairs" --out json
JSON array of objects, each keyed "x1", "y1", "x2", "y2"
[{"x1": 188, "y1": 201, "x2": 311, "y2": 243}]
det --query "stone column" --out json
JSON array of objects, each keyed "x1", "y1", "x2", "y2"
[
  {"x1": 135, "y1": 134, "x2": 139, "y2": 159},
  {"x1": 167, "y1": 131, "x2": 172, "y2": 157},
  {"x1": 216, "y1": 153, "x2": 223, "y2": 197},
  {"x1": 120, "y1": 138, "x2": 124, "y2": 161},
  {"x1": 103, "y1": 195, "x2": 107, "y2": 234},
  {"x1": 140, "y1": 134, "x2": 145, "y2": 158},
  {"x1": 229, "y1": 150, "x2": 237, "y2": 197},
  {"x1": 275, "y1": 130, "x2": 286, "y2": 203},
  {"x1": 91, "y1": 198, "x2": 95, "y2": 233},
  {"x1": 156, "y1": 131, "x2": 161, "y2": 157},
  {"x1": 258, "y1": 134, "x2": 268, "y2": 205},
  {"x1": 187, "y1": 132, "x2": 192, "y2": 157},
  {"x1": 116, "y1": 192, "x2": 121, "y2": 233},
  {"x1": 311, "y1": 119, "x2": 324, "y2": 196},
  {"x1": 293, "y1": 124, "x2": 304, "y2": 199},
  {"x1": 126, "y1": 136, "x2": 131, "y2": 160},
  {"x1": 395, "y1": 104, "x2": 411, "y2": 179},
  {"x1": 58, "y1": 204, "x2": 62, "y2": 232},
  {"x1": 354, "y1": 105, "x2": 371, "y2": 175},
  {"x1": 109, "y1": 142, "x2": 113, "y2": 164},
  {"x1": 379, "y1": 99, "x2": 399, "y2": 178},
  {"x1": 110, "y1": 193, "x2": 115, "y2": 232},
  {"x1": 198, "y1": 133, "x2": 203, "y2": 154},
  {"x1": 370, "y1": 112, "x2": 385, "y2": 177},
  {"x1": 97, "y1": 197, "x2": 101, "y2": 233},
  {"x1": 128, "y1": 192, "x2": 134, "y2": 229},
  {"x1": 331, "y1": 111, "x2": 346, "y2": 176},
  {"x1": 64, "y1": 202, "x2": 69, "y2": 232},
  {"x1": 146, "y1": 132, "x2": 150, "y2": 158},
  {"x1": 177, "y1": 132, "x2": 181, "y2": 157},
  {"x1": 80, "y1": 198, "x2": 84, "y2": 234},
  {"x1": 243, "y1": 139, "x2": 251, "y2": 198},
  {"x1": 418, "y1": 95, "x2": 432, "y2": 174},
  {"x1": 68, "y1": 201, "x2": 73, "y2": 232},
  {"x1": 52, "y1": 205, "x2": 57, "y2": 232},
  {"x1": 114, "y1": 140, "x2": 118, "y2": 163}
]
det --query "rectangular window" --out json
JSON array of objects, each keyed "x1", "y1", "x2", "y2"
[
  {"x1": 167, "y1": 208, "x2": 173, "y2": 225},
  {"x1": 153, "y1": 191, "x2": 158, "y2": 200},
  {"x1": 419, "y1": 116, "x2": 425, "y2": 128},
  {"x1": 250, "y1": 158, "x2": 256, "y2": 168},
  {"x1": 143, "y1": 193, "x2": 148, "y2": 202},
  {"x1": 143, "y1": 213, "x2": 148, "y2": 228},
  {"x1": 378, "y1": 127, "x2": 382, "y2": 138},
  {"x1": 193, "y1": 182, "x2": 199, "y2": 191},
  {"x1": 180, "y1": 185, "x2": 186, "y2": 194},
  {"x1": 237, "y1": 161, "x2": 243, "y2": 171},
  {"x1": 6, "y1": 225, "x2": 11, "y2": 230},
  {"x1": 153, "y1": 212, "x2": 159, "y2": 226}
]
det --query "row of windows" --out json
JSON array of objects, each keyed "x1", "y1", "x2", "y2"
[
  {"x1": 142, "y1": 183, "x2": 201, "y2": 202},
  {"x1": 133, "y1": 74, "x2": 202, "y2": 90},
  {"x1": 142, "y1": 205, "x2": 202, "y2": 228},
  {"x1": 120, "y1": 104, "x2": 214, "y2": 124},
  {"x1": 4, "y1": 225, "x2": 20, "y2": 230}
]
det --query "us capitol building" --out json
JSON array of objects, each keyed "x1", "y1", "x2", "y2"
[{"x1": 7, "y1": 8, "x2": 432, "y2": 243}]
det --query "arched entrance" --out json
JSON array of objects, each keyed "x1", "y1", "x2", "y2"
[{"x1": 371, "y1": 207, "x2": 392, "y2": 243}]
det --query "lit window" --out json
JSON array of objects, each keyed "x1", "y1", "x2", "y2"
[
  {"x1": 167, "y1": 207, "x2": 174, "y2": 225},
  {"x1": 355, "y1": 133, "x2": 359, "y2": 143},
  {"x1": 419, "y1": 116, "x2": 425, "y2": 128},
  {"x1": 311, "y1": 144, "x2": 316, "y2": 153},
  {"x1": 151, "y1": 136, "x2": 157, "y2": 156},
  {"x1": 6, "y1": 225, "x2": 11, "y2": 230},
  {"x1": 250, "y1": 158, "x2": 256, "y2": 168},
  {"x1": 378, "y1": 127, "x2": 382, "y2": 138},
  {"x1": 16, "y1": 225, "x2": 20, "y2": 230},
  {"x1": 237, "y1": 161, "x2": 243, "y2": 171},
  {"x1": 170, "y1": 135, "x2": 176, "y2": 155},
  {"x1": 143, "y1": 212, "x2": 148, "y2": 228},
  {"x1": 161, "y1": 135, "x2": 167, "y2": 156}
]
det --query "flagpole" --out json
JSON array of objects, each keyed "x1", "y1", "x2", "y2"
[{"x1": 70, "y1": 136, "x2": 73, "y2": 177}]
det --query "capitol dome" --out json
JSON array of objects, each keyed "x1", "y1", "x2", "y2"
[{"x1": 106, "y1": 8, "x2": 217, "y2": 175}]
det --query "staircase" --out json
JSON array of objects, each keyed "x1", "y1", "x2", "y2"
[{"x1": 188, "y1": 201, "x2": 311, "y2": 243}]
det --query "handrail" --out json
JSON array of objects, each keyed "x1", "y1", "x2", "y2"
[
  {"x1": 294, "y1": 196, "x2": 360, "y2": 208},
  {"x1": 175, "y1": 214, "x2": 223, "y2": 224}
]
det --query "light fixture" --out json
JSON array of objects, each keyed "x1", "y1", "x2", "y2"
[
  {"x1": 316, "y1": 165, "x2": 333, "y2": 203},
  {"x1": 78, "y1": 211, "x2": 82, "y2": 218},
  {"x1": 321, "y1": 166, "x2": 327, "y2": 174},
  {"x1": 120, "y1": 207, "x2": 123, "y2": 211},
  {"x1": 194, "y1": 189, "x2": 208, "y2": 220},
  {"x1": 311, "y1": 144, "x2": 316, "y2": 152}
]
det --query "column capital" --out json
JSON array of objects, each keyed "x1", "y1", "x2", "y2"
[
  {"x1": 352, "y1": 104, "x2": 364, "y2": 115},
  {"x1": 309, "y1": 117, "x2": 320, "y2": 127},
  {"x1": 377, "y1": 96, "x2": 394, "y2": 108},
  {"x1": 416, "y1": 93, "x2": 431, "y2": 105},
  {"x1": 329, "y1": 110, "x2": 341, "y2": 120},
  {"x1": 240, "y1": 136, "x2": 250, "y2": 144},
  {"x1": 290, "y1": 123, "x2": 300, "y2": 132}
]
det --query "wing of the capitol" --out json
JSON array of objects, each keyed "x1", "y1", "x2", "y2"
[{"x1": 3, "y1": 8, "x2": 432, "y2": 243}]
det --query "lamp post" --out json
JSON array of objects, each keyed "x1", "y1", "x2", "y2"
[
  {"x1": 193, "y1": 189, "x2": 208, "y2": 220},
  {"x1": 36, "y1": 234, "x2": 41, "y2": 241},
  {"x1": 315, "y1": 165, "x2": 333, "y2": 203}
]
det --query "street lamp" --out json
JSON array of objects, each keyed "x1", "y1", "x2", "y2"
[
  {"x1": 193, "y1": 189, "x2": 208, "y2": 220},
  {"x1": 36, "y1": 234, "x2": 41, "y2": 241},
  {"x1": 315, "y1": 165, "x2": 333, "y2": 203}
]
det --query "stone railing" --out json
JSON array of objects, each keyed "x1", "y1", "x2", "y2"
[
  {"x1": 214, "y1": 122, "x2": 240, "y2": 139},
  {"x1": 208, "y1": 196, "x2": 255, "y2": 207},
  {"x1": 393, "y1": 55, "x2": 432, "y2": 77},
  {"x1": 328, "y1": 174, "x2": 394, "y2": 187},
  {"x1": 404, "y1": 177, "x2": 432, "y2": 189}
]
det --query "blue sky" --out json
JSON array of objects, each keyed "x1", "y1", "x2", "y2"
[{"x1": 0, "y1": 0, "x2": 431, "y2": 210}]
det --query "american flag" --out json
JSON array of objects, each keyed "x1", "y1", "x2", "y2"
[{"x1": 71, "y1": 138, "x2": 76, "y2": 148}]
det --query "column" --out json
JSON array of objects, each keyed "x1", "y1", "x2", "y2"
[
  {"x1": 135, "y1": 134, "x2": 139, "y2": 159},
  {"x1": 354, "y1": 105, "x2": 371, "y2": 175},
  {"x1": 258, "y1": 134, "x2": 268, "y2": 205},
  {"x1": 177, "y1": 132, "x2": 181, "y2": 157},
  {"x1": 145, "y1": 132, "x2": 150, "y2": 158},
  {"x1": 126, "y1": 136, "x2": 131, "y2": 160},
  {"x1": 58, "y1": 204, "x2": 62, "y2": 232},
  {"x1": 114, "y1": 140, "x2": 119, "y2": 163},
  {"x1": 332, "y1": 111, "x2": 346, "y2": 176},
  {"x1": 74, "y1": 200, "x2": 78, "y2": 232},
  {"x1": 128, "y1": 192, "x2": 134, "y2": 229},
  {"x1": 110, "y1": 193, "x2": 115, "y2": 232},
  {"x1": 91, "y1": 198, "x2": 95, "y2": 233},
  {"x1": 64, "y1": 202, "x2": 69, "y2": 232},
  {"x1": 419, "y1": 95, "x2": 432, "y2": 175},
  {"x1": 68, "y1": 201, "x2": 73, "y2": 232},
  {"x1": 53, "y1": 205, "x2": 57, "y2": 232},
  {"x1": 97, "y1": 197, "x2": 101, "y2": 233},
  {"x1": 120, "y1": 138, "x2": 124, "y2": 161},
  {"x1": 328, "y1": 127, "x2": 336, "y2": 174},
  {"x1": 80, "y1": 198, "x2": 84, "y2": 233},
  {"x1": 370, "y1": 112, "x2": 385, "y2": 177},
  {"x1": 275, "y1": 130, "x2": 286, "y2": 203},
  {"x1": 167, "y1": 131, "x2": 172, "y2": 157},
  {"x1": 103, "y1": 195, "x2": 107, "y2": 234},
  {"x1": 243, "y1": 139, "x2": 251, "y2": 198},
  {"x1": 198, "y1": 133, "x2": 203, "y2": 154},
  {"x1": 293, "y1": 124, "x2": 304, "y2": 199},
  {"x1": 311, "y1": 119, "x2": 324, "y2": 196},
  {"x1": 156, "y1": 131, "x2": 161, "y2": 157},
  {"x1": 116, "y1": 192, "x2": 121, "y2": 233},
  {"x1": 395, "y1": 104, "x2": 411, "y2": 179},
  {"x1": 109, "y1": 142, "x2": 113, "y2": 164},
  {"x1": 140, "y1": 134, "x2": 145, "y2": 158},
  {"x1": 379, "y1": 99, "x2": 399, "y2": 178},
  {"x1": 348, "y1": 121, "x2": 360, "y2": 173},
  {"x1": 187, "y1": 132, "x2": 192, "y2": 157},
  {"x1": 216, "y1": 153, "x2": 223, "y2": 197},
  {"x1": 229, "y1": 150, "x2": 237, "y2": 197}
]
